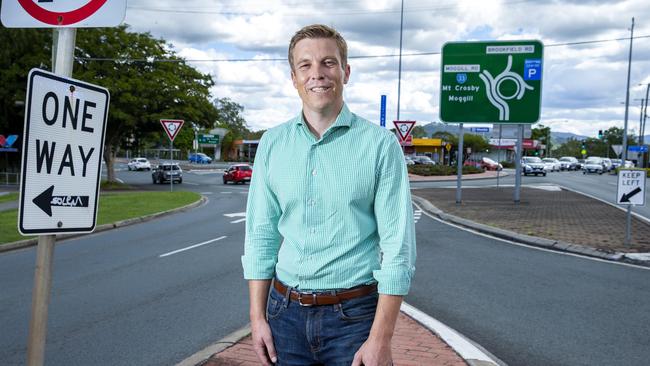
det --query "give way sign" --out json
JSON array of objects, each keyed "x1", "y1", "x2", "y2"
[
  {"x1": 1, "y1": 0, "x2": 127, "y2": 28},
  {"x1": 18, "y1": 69, "x2": 109, "y2": 235}
]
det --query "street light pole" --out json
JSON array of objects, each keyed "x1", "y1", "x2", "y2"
[
  {"x1": 396, "y1": 0, "x2": 404, "y2": 121},
  {"x1": 622, "y1": 17, "x2": 635, "y2": 247}
]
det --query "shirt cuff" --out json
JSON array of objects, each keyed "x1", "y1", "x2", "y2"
[
  {"x1": 372, "y1": 265, "x2": 415, "y2": 295},
  {"x1": 241, "y1": 255, "x2": 276, "y2": 280}
]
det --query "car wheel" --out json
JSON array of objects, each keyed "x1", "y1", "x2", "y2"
[
  {"x1": 223, "y1": 176, "x2": 227, "y2": 184},
  {"x1": 152, "y1": 177, "x2": 157, "y2": 184},
  {"x1": 178, "y1": 179, "x2": 183, "y2": 184},
  {"x1": 599, "y1": 171, "x2": 603, "y2": 175},
  {"x1": 543, "y1": 173, "x2": 547, "y2": 176}
]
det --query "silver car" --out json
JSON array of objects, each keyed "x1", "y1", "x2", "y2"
[{"x1": 583, "y1": 157, "x2": 604, "y2": 174}]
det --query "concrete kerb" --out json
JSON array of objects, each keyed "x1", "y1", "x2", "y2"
[
  {"x1": 175, "y1": 324, "x2": 251, "y2": 366},
  {"x1": 0, "y1": 195, "x2": 208, "y2": 253},
  {"x1": 410, "y1": 194, "x2": 634, "y2": 265}
]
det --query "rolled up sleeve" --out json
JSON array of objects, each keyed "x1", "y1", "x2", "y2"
[
  {"x1": 241, "y1": 134, "x2": 282, "y2": 279},
  {"x1": 372, "y1": 135, "x2": 416, "y2": 295}
]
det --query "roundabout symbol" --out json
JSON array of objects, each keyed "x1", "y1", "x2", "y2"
[{"x1": 479, "y1": 55, "x2": 534, "y2": 121}]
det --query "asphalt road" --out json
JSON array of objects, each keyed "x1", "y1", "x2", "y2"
[{"x1": 1, "y1": 164, "x2": 649, "y2": 365}]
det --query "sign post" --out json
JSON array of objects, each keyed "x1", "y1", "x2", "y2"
[
  {"x1": 160, "y1": 119, "x2": 184, "y2": 192},
  {"x1": 440, "y1": 40, "x2": 544, "y2": 203},
  {"x1": 617, "y1": 169, "x2": 646, "y2": 247},
  {"x1": 380, "y1": 95, "x2": 387, "y2": 128},
  {"x1": 2, "y1": 2, "x2": 124, "y2": 365}
]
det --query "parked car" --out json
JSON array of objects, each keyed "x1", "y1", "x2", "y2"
[
  {"x1": 577, "y1": 159, "x2": 585, "y2": 170},
  {"x1": 223, "y1": 164, "x2": 253, "y2": 184},
  {"x1": 152, "y1": 163, "x2": 183, "y2": 184},
  {"x1": 188, "y1": 152, "x2": 212, "y2": 164},
  {"x1": 558, "y1": 156, "x2": 579, "y2": 171},
  {"x1": 583, "y1": 157, "x2": 604, "y2": 174},
  {"x1": 601, "y1": 158, "x2": 613, "y2": 172},
  {"x1": 480, "y1": 157, "x2": 503, "y2": 171},
  {"x1": 542, "y1": 158, "x2": 561, "y2": 172},
  {"x1": 412, "y1": 156, "x2": 436, "y2": 165},
  {"x1": 127, "y1": 157, "x2": 151, "y2": 171},
  {"x1": 404, "y1": 156, "x2": 415, "y2": 166},
  {"x1": 521, "y1": 156, "x2": 546, "y2": 176}
]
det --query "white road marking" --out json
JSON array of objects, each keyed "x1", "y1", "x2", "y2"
[
  {"x1": 183, "y1": 182, "x2": 199, "y2": 186},
  {"x1": 221, "y1": 191, "x2": 233, "y2": 194},
  {"x1": 412, "y1": 200, "x2": 650, "y2": 271},
  {"x1": 159, "y1": 236, "x2": 227, "y2": 258},
  {"x1": 200, "y1": 192, "x2": 213, "y2": 195},
  {"x1": 231, "y1": 218, "x2": 246, "y2": 223}
]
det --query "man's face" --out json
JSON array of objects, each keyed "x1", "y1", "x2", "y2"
[{"x1": 291, "y1": 38, "x2": 350, "y2": 114}]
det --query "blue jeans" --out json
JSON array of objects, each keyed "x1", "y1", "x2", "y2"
[{"x1": 267, "y1": 281, "x2": 378, "y2": 366}]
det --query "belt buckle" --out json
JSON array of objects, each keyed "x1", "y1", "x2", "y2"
[{"x1": 297, "y1": 292, "x2": 316, "y2": 307}]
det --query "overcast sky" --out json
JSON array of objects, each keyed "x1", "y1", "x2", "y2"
[{"x1": 123, "y1": 0, "x2": 650, "y2": 137}]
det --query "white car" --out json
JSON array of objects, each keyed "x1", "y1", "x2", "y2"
[
  {"x1": 583, "y1": 157, "x2": 604, "y2": 174},
  {"x1": 542, "y1": 158, "x2": 561, "y2": 172},
  {"x1": 127, "y1": 157, "x2": 151, "y2": 171}
]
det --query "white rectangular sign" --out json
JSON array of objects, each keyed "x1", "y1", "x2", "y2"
[
  {"x1": 617, "y1": 169, "x2": 646, "y2": 206},
  {"x1": 490, "y1": 124, "x2": 532, "y2": 139},
  {"x1": 1, "y1": 0, "x2": 127, "y2": 28},
  {"x1": 19, "y1": 69, "x2": 109, "y2": 235}
]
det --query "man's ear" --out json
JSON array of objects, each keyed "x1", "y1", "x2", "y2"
[
  {"x1": 291, "y1": 70, "x2": 298, "y2": 89},
  {"x1": 343, "y1": 64, "x2": 351, "y2": 84}
]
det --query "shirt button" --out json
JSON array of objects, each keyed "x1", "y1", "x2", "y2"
[{"x1": 311, "y1": 169, "x2": 317, "y2": 176}]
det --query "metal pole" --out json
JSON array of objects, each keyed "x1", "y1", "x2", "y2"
[
  {"x1": 642, "y1": 84, "x2": 650, "y2": 168},
  {"x1": 639, "y1": 99, "x2": 645, "y2": 166},
  {"x1": 27, "y1": 27, "x2": 76, "y2": 366},
  {"x1": 170, "y1": 140, "x2": 173, "y2": 192},
  {"x1": 514, "y1": 124, "x2": 523, "y2": 203},
  {"x1": 396, "y1": 0, "x2": 404, "y2": 121},
  {"x1": 456, "y1": 123, "x2": 464, "y2": 204},
  {"x1": 497, "y1": 124, "x2": 502, "y2": 188},
  {"x1": 622, "y1": 17, "x2": 634, "y2": 246}
]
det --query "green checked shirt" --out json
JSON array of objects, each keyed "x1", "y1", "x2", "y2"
[{"x1": 241, "y1": 104, "x2": 416, "y2": 295}]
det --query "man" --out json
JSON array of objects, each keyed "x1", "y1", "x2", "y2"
[{"x1": 242, "y1": 24, "x2": 416, "y2": 366}]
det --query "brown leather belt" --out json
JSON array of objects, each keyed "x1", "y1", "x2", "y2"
[{"x1": 273, "y1": 279, "x2": 377, "y2": 307}]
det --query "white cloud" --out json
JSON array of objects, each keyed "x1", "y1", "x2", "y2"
[{"x1": 123, "y1": 0, "x2": 650, "y2": 138}]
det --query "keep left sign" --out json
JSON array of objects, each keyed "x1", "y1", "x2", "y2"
[{"x1": 19, "y1": 69, "x2": 109, "y2": 235}]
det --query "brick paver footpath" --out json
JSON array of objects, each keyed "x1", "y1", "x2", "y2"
[{"x1": 201, "y1": 312, "x2": 467, "y2": 365}]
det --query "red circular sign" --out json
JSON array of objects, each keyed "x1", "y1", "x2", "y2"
[{"x1": 17, "y1": 0, "x2": 108, "y2": 26}]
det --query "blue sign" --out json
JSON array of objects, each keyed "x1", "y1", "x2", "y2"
[
  {"x1": 628, "y1": 145, "x2": 648, "y2": 153},
  {"x1": 456, "y1": 73, "x2": 467, "y2": 84},
  {"x1": 380, "y1": 95, "x2": 386, "y2": 127},
  {"x1": 524, "y1": 59, "x2": 542, "y2": 81},
  {"x1": 471, "y1": 127, "x2": 490, "y2": 133}
]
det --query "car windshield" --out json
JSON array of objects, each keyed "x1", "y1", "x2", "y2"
[
  {"x1": 523, "y1": 157, "x2": 542, "y2": 163},
  {"x1": 162, "y1": 165, "x2": 180, "y2": 171},
  {"x1": 238, "y1": 166, "x2": 252, "y2": 171},
  {"x1": 559, "y1": 157, "x2": 571, "y2": 161},
  {"x1": 483, "y1": 157, "x2": 497, "y2": 164},
  {"x1": 543, "y1": 159, "x2": 553, "y2": 162},
  {"x1": 586, "y1": 159, "x2": 601, "y2": 164},
  {"x1": 137, "y1": 159, "x2": 147, "y2": 163}
]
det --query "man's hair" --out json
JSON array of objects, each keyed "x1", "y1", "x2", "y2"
[{"x1": 288, "y1": 24, "x2": 348, "y2": 71}]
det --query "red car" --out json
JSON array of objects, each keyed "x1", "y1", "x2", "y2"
[{"x1": 223, "y1": 164, "x2": 253, "y2": 184}]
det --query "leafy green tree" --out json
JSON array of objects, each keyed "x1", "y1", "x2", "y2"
[
  {"x1": 0, "y1": 28, "x2": 52, "y2": 169},
  {"x1": 214, "y1": 97, "x2": 249, "y2": 159},
  {"x1": 432, "y1": 131, "x2": 457, "y2": 145},
  {"x1": 532, "y1": 124, "x2": 551, "y2": 156},
  {"x1": 553, "y1": 139, "x2": 582, "y2": 158},
  {"x1": 411, "y1": 125, "x2": 427, "y2": 138},
  {"x1": 73, "y1": 25, "x2": 218, "y2": 181}
]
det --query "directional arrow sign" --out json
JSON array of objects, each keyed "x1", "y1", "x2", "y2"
[
  {"x1": 617, "y1": 169, "x2": 646, "y2": 206},
  {"x1": 160, "y1": 119, "x2": 184, "y2": 142},
  {"x1": 393, "y1": 121, "x2": 416, "y2": 142},
  {"x1": 33, "y1": 185, "x2": 89, "y2": 217},
  {"x1": 18, "y1": 69, "x2": 109, "y2": 235}
]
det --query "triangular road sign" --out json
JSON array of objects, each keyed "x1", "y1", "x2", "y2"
[
  {"x1": 393, "y1": 120, "x2": 416, "y2": 142},
  {"x1": 160, "y1": 119, "x2": 184, "y2": 141}
]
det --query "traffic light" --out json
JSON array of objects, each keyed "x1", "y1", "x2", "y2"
[
  {"x1": 581, "y1": 140, "x2": 586, "y2": 149},
  {"x1": 598, "y1": 130, "x2": 603, "y2": 139}
]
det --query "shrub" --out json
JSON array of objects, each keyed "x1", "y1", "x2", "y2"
[{"x1": 408, "y1": 164, "x2": 484, "y2": 176}]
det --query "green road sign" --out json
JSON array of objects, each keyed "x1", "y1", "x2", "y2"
[
  {"x1": 440, "y1": 40, "x2": 543, "y2": 124},
  {"x1": 198, "y1": 134, "x2": 219, "y2": 144}
]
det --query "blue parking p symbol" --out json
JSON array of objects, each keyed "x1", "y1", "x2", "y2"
[{"x1": 524, "y1": 59, "x2": 542, "y2": 81}]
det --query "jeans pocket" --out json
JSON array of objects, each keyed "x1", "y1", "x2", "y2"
[
  {"x1": 266, "y1": 289, "x2": 287, "y2": 320},
  {"x1": 336, "y1": 293, "x2": 378, "y2": 322}
]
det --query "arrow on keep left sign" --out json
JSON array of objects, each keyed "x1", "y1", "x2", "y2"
[
  {"x1": 33, "y1": 185, "x2": 89, "y2": 217},
  {"x1": 620, "y1": 187, "x2": 642, "y2": 203}
]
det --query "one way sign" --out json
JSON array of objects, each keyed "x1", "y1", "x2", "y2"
[
  {"x1": 18, "y1": 69, "x2": 109, "y2": 235},
  {"x1": 617, "y1": 169, "x2": 646, "y2": 206}
]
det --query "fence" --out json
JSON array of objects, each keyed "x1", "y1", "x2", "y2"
[{"x1": 0, "y1": 172, "x2": 19, "y2": 185}]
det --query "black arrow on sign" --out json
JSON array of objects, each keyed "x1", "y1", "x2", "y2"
[
  {"x1": 620, "y1": 187, "x2": 642, "y2": 203},
  {"x1": 33, "y1": 185, "x2": 89, "y2": 217}
]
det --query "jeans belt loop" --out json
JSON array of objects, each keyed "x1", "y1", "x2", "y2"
[{"x1": 298, "y1": 292, "x2": 317, "y2": 307}]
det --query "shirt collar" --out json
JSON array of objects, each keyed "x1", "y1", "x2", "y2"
[{"x1": 295, "y1": 103, "x2": 353, "y2": 129}]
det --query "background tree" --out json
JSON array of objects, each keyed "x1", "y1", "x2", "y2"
[
  {"x1": 0, "y1": 28, "x2": 51, "y2": 169},
  {"x1": 532, "y1": 124, "x2": 551, "y2": 157},
  {"x1": 214, "y1": 97, "x2": 250, "y2": 158},
  {"x1": 411, "y1": 125, "x2": 427, "y2": 138},
  {"x1": 553, "y1": 138, "x2": 582, "y2": 158},
  {"x1": 73, "y1": 25, "x2": 218, "y2": 181}
]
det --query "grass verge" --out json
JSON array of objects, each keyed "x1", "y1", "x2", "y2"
[
  {"x1": 0, "y1": 192, "x2": 19, "y2": 204},
  {"x1": 0, "y1": 191, "x2": 201, "y2": 246}
]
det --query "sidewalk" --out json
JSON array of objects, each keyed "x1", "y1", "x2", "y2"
[{"x1": 192, "y1": 312, "x2": 469, "y2": 366}]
